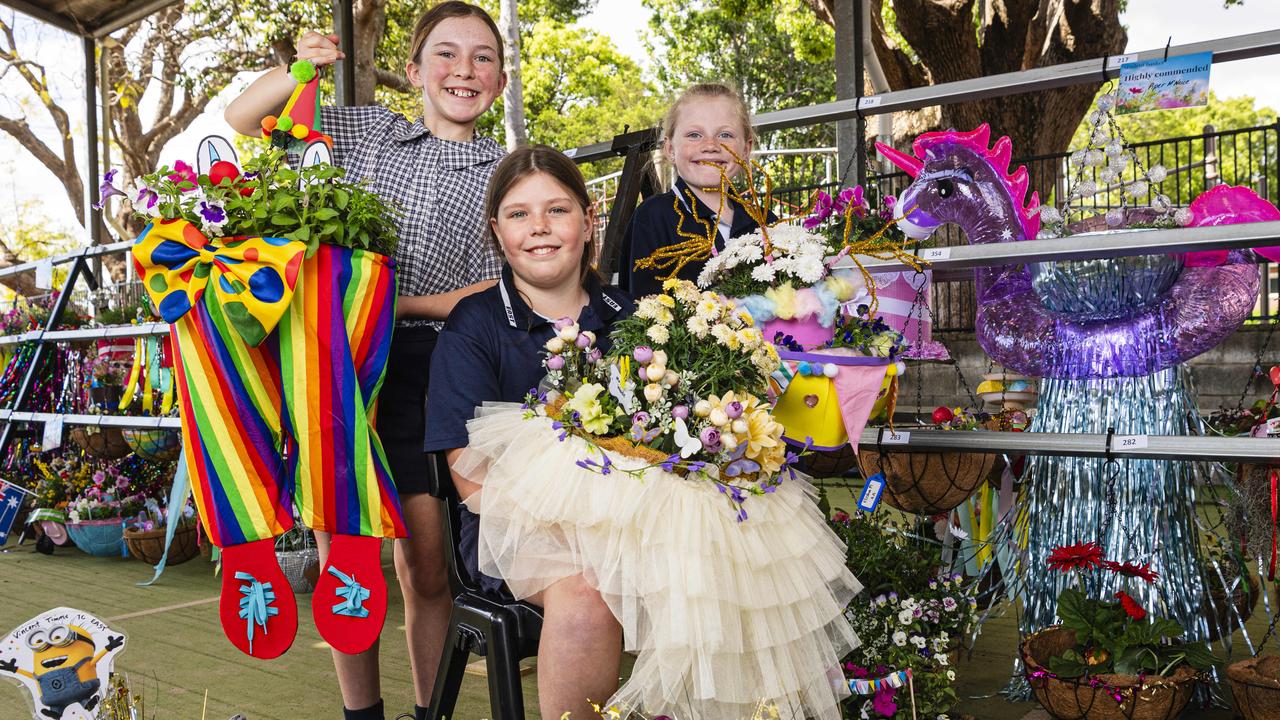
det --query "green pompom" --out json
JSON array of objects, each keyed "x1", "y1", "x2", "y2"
[
  {"x1": 276, "y1": 115, "x2": 295, "y2": 131},
  {"x1": 289, "y1": 60, "x2": 317, "y2": 84}
]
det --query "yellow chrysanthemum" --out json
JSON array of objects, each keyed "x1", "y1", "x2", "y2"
[{"x1": 710, "y1": 323, "x2": 740, "y2": 349}]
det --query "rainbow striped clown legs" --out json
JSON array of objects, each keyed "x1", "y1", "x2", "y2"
[
  {"x1": 170, "y1": 295, "x2": 291, "y2": 547},
  {"x1": 278, "y1": 244, "x2": 404, "y2": 654},
  {"x1": 169, "y1": 294, "x2": 299, "y2": 660},
  {"x1": 138, "y1": 221, "x2": 405, "y2": 657},
  {"x1": 277, "y1": 244, "x2": 405, "y2": 540}
]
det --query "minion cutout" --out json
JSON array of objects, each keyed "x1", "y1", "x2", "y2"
[{"x1": 0, "y1": 608, "x2": 126, "y2": 720}]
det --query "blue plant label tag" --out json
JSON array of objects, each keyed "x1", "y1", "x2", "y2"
[{"x1": 858, "y1": 472, "x2": 886, "y2": 513}]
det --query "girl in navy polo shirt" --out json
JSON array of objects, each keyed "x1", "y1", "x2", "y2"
[
  {"x1": 425, "y1": 145, "x2": 634, "y2": 719},
  {"x1": 623, "y1": 83, "x2": 773, "y2": 296},
  {"x1": 226, "y1": 4, "x2": 505, "y2": 719}
]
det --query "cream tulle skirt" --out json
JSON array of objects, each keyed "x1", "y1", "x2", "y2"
[{"x1": 456, "y1": 403, "x2": 862, "y2": 719}]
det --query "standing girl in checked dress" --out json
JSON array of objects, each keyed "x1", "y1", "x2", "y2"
[{"x1": 225, "y1": 3, "x2": 506, "y2": 719}]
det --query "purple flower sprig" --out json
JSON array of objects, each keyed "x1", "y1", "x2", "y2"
[{"x1": 575, "y1": 454, "x2": 614, "y2": 475}]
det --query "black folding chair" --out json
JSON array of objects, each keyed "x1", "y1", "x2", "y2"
[{"x1": 424, "y1": 453, "x2": 543, "y2": 720}]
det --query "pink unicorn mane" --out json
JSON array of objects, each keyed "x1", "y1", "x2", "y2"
[{"x1": 878, "y1": 124, "x2": 1042, "y2": 241}]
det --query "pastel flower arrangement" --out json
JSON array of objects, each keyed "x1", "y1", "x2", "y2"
[
  {"x1": 66, "y1": 456, "x2": 175, "y2": 525},
  {"x1": 531, "y1": 280, "x2": 797, "y2": 521},
  {"x1": 696, "y1": 223, "x2": 869, "y2": 328}
]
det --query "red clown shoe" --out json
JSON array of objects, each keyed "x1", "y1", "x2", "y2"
[
  {"x1": 312, "y1": 534, "x2": 388, "y2": 655},
  {"x1": 218, "y1": 538, "x2": 298, "y2": 659}
]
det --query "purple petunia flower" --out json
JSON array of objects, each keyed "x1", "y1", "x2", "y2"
[
  {"x1": 93, "y1": 169, "x2": 127, "y2": 210},
  {"x1": 133, "y1": 179, "x2": 160, "y2": 216},
  {"x1": 871, "y1": 686, "x2": 897, "y2": 716}
]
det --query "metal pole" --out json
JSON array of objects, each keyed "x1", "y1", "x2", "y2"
[
  {"x1": 333, "y1": 0, "x2": 356, "y2": 106},
  {"x1": 84, "y1": 36, "x2": 101, "y2": 247},
  {"x1": 833, "y1": 0, "x2": 865, "y2": 188},
  {"x1": 1204, "y1": 123, "x2": 1220, "y2": 187}
]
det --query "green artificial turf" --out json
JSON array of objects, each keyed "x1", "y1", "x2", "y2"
[{"x1": 0, "y1": 487, "x2": 1261, "y2": 719}]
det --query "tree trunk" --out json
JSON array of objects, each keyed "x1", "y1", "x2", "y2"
[
  {"x1": 804, "y1": 0, "x2": 1127, "y2": 196},
  {"x1": 499, "y1": 0, "x2": 528, "y2": 150},
  {"x1": 353, "y1": 0, "x2": 389, "y2": 105}
]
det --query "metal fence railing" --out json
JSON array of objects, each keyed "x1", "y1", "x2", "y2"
[{"x1": 591, "y1": 122, "x2": 1280, "y2": 331}]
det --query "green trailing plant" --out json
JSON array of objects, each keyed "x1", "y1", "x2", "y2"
[{"x1": 102, "y1": 148, "x2": 401, "y2": 258}]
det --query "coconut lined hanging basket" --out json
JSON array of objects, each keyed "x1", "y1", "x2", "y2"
[
  {"x1": 69, "y1": 426, "x2": 131, "y2": 459},
  {"x1": 857, "y1": 449, "x2": 996, "y2": 515},
  {"x1": 124, "y1": 520, "x2": 200, "y2": 566},
  {"x1": 1020, "y1": 626, "x2": 1198, "y2": 720},
  {"x1": 1201, "y1": 570, "x2": 1260, "y2": 643},
  {"x1": 1228, "y1": 655, "x2": 1280, "y2": 720}
]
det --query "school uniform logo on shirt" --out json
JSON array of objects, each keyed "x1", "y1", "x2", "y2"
[
  {"x1": 498, "y1": 277, "x2": 518, "y2": 328},
  {"x1": 601, "y1": 292, "x2": 623, "y2": 314}
]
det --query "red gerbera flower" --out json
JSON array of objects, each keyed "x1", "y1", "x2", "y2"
[
  {"x1": 1103, "y1": 560, "x2": 1159, "y2": 584},
  {"x1": 1047, "y1": 541, "x2": 1106, "y2": 572},
  {"x1": 1115, "y1": 591, "x2": 1147, "y2": 620}
]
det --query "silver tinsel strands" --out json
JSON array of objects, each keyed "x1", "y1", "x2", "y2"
[{"x1": 1005, "y1": 365, "x2": 1213, "y2": 699}]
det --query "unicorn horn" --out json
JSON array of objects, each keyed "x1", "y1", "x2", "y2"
[{"x1": 875, "y1": 142, "x2": 923, "y2": 178}]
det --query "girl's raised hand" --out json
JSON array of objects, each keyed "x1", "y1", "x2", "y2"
[{"x1": 295, "y1": 31, "x2": 345, "y2": 67}]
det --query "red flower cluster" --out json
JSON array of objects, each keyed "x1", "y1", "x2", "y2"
[
  {"x1": 1103, "y1": 560, "x2": 1159, "y2": 584},
  {"x1": 1047, "y1": 541, "x2": 1106, "y2": 572},
  {"x1": 1115, "y1": 591, "x2": 1147, "y2": 620}
]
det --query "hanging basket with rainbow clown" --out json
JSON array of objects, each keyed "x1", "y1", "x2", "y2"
[
  {"x1": 639, "y1": 147, "x2": 929, "y2": 452},
  {"x1": 98, "y1": 61, "x2": 405, "y2": 661}
]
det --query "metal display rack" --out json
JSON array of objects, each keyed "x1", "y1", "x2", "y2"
[{"x1": 0, "y1": 242, "x2": 175, "y2": 496}]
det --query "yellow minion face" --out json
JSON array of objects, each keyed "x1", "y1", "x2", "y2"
[{"x1": 26, "y1": 623, "x2": 97, "y2": 681}]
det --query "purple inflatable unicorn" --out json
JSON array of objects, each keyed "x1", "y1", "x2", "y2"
[
  {"x1": 876, "y1": 124, "x2": 1259, "y2": 379},
  {"x1": 877, "y1": 126, "x2": 1267, "y2": 684}
]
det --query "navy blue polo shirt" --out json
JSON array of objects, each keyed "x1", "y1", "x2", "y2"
[
  {"x1": 621, "y1": 176, "x2": 775, "y2": 297},
  {"x1": 424, "y1": 263, "x2": 635, "y2": 596}
]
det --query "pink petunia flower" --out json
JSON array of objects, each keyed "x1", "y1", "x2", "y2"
[{"x1": 168, "y1": 160, "x2": 198, "y2": 190}]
